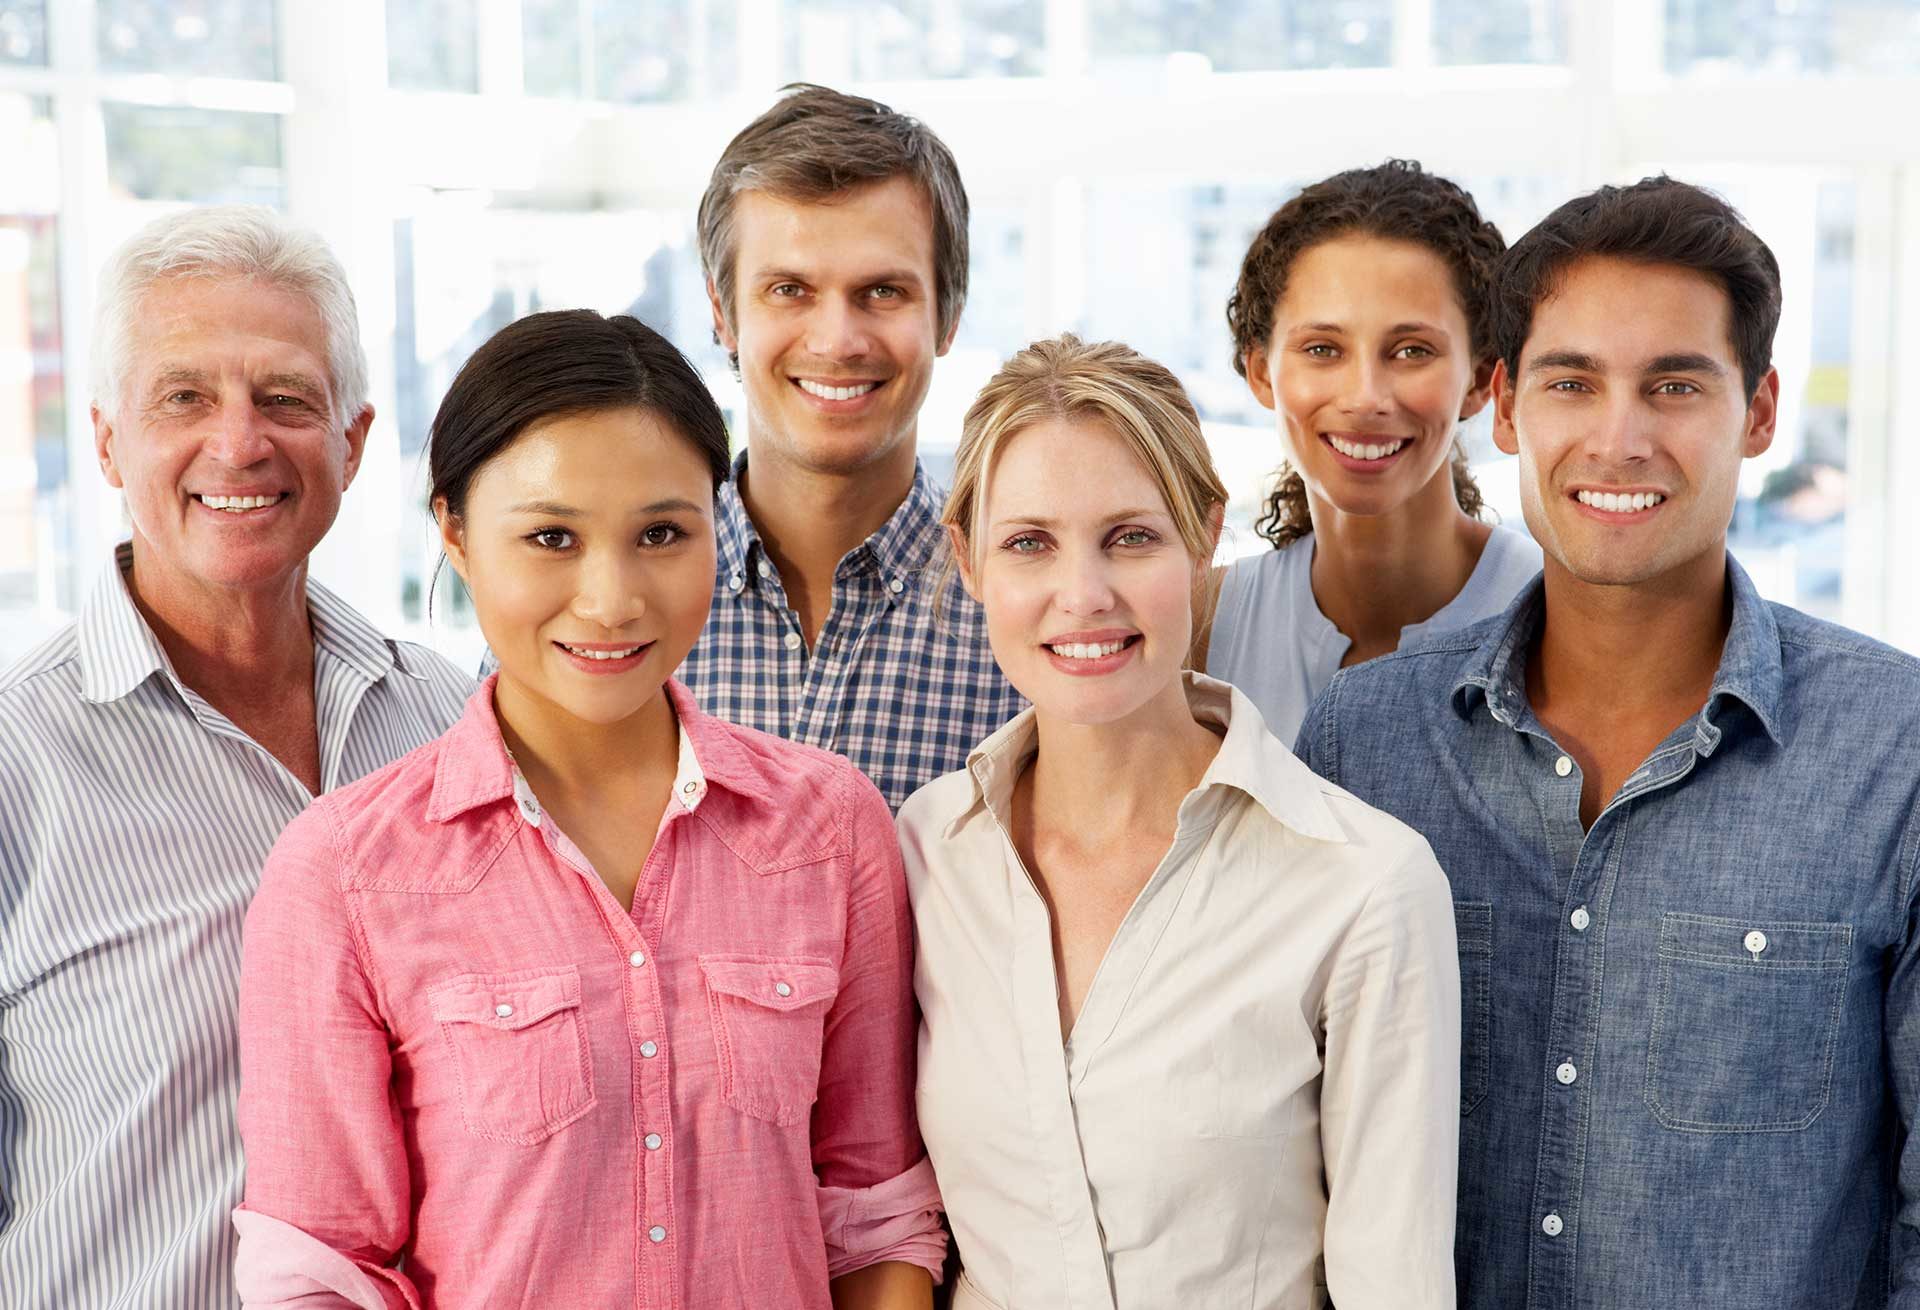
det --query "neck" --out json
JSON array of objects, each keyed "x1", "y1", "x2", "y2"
[
  {"x1": 1531, "y1": 545, "x2": 1732, "y2": 720},
  {"x1": 492, "y1": 676, "x2": 679, "y2": 797},
  {"x1": 1305, "y1": 467, "x2": 1491, "y2": 654},
  {"x1": 125, "y1": 537, "x2": 315, "y2": 697},
  {"x1": 738, "y1": 437, "x2": 918, "y2": 592},
  {"x1": 1025, "y1": 678, "x2": 1221, "y2": 833}
]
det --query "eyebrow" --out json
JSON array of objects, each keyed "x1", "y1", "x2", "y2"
[
  {"x1": 1645, "y1": 352, "x2": 1726, "y2": 377},
  {"x1": 1289, "y1": 321, "x2": 1447, "y2": 337},
  {"x1": 754, "y1": 266, "x2": 927, "y2": 287},
  {"x1": 1527, "y1": 349, "x2": 1726, "y2": 378},
  {"x1": 989, "y1": 508, "x2": 1168, "y2": 530},
  {"x1": 506, "y1": 497, "x2": 707, "y2": 517},
  {"x1": 258, "y1": 371, "x2": 329, "y2": 400},
  {"x1": 146, "y1": 365, "x2": 210, "y2": 392},
  {"x1": 1526, "y1": 349, "x2": 1604, "y2": 374}
]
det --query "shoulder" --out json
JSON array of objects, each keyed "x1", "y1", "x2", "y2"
[
  {"x1": 295, "y1": 731, "x2": 450, "y2": 863},
  {"x1": 1222, "y1": 538, "x2": 1310, "y2": 598},
  {"x1": 0, "y1": 621, "x2": 82, "y2": 702},
  {"x1": 896, "y1": 765, "x2": 976, "y2": 841},
  {"x1": 694, "y1": 712, "x2": 892, "y2": 856},
  {"x1": 1772, "y1": 603, "x2": 1920, "y2": 684}
]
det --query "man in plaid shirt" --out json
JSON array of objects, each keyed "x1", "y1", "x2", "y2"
[{"x1": 681, "y1": 84, "x2": 1023, "y2": 811}]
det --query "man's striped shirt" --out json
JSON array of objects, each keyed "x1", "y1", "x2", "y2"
[{"x1": 0, "y1": 543, "x2": 470, "y2": 1308}]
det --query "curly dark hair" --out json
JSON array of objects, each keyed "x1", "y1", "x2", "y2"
[{"x1": 1225, "y1": 160, "x2": 1507, "y2": 549}]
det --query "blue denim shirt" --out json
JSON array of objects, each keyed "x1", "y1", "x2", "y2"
[{"x1": 1296, "y1": 559, "x2": 1920, "y2": 1308}]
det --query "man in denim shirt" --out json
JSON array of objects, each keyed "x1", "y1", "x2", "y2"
[{"x1": 1296, "y1": 177, "x2": 1920, "y2": 1307}]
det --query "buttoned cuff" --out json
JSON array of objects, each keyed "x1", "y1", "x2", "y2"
[
  {"x1": 817, "y1": 1155, "x2": 948, "y2": 1281},
  {"x1": 232, "y1": 1209, "x2": 418, "y2": 1310}
]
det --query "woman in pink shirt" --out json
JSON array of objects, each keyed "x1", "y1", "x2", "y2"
[{"x1": 234, "y1": 310, "x2": 943, "y2": 1309}]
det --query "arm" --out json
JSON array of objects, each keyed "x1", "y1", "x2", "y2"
[
  {"x1": 1886, "y1": 808, "x2": 1920, "y2": 1305},
  {"x1": 1319, "y1": 840, "x2": 1461, "y2": 1310},
  {"x1": 815, "y1": 765, "x2": 946, "y2": 1296},
  {"x1": 234, "y1": 804, "x2": 418, "y2": 1310}
]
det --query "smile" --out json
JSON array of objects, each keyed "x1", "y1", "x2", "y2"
[
  {"x1": 795, "y1": 379, "x2": 881, "y2": 401},
  {"x1": 1325, "y1": 435, "x2": 1409, "y2": 461},
  {"x1": 1045, "y1": 638, "x2": 1131, "y2": 661},
  {"x1": 557, "y1": 642, "x2": 647, "y2": 660},
  {"x1": 1574, "y1": 489, "x2": 1666, "y2": 513},
  {"x1": 195, "y1": 493, "x2": 287, "y2": 512}
]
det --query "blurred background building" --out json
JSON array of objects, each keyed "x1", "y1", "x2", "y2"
[{"x1": 2, "y1": 0, "x2": 1917, "y2": 670}]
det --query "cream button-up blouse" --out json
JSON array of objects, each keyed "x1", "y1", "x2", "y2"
[{"x1": 898, "y1": 675, "x2": 1460, "y2": 1310}]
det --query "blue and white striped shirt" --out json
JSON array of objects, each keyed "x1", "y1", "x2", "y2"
[
  {"x1": 677, "y1": 456, "x2": 1025, "y2": 811},
  {"x1": 0, "y1": 543, "x2": 470, "y2": 1309}
]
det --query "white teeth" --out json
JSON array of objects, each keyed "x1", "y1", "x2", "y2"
[
  {"x1": 1048, "y1": 639, "x2": 1127, "y2": 660},
  {"x1": 1577, "y1": 490, "x2": 1664, "y2": 513},
  {"x1": 561, "y1": 643, "x2": 643, "y2": 661},
  {"x1": 797, "y1": 379, "x2": 880, "y2": 402},
  {"x1": 199, "y1": 494, "x2": 279, "y2": 511},
  {"x1": 1327, "y1": 435, "x2": 1408, "y2": 461}
]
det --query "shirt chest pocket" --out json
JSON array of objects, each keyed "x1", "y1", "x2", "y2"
[
  {"x1": 1644, "y1": 913, "x2": 1852, "y2": 1133},
  {"x1": 426, "y1": 965, "x2": 596, "y2": 1145},
  {"x1": 699, "y1": 955, "x2": 839, "y2": 1126}
]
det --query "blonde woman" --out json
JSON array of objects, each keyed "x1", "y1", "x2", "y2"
[{"x1": 899, "y1": 335, "x2": 1460, "y2": 1310}]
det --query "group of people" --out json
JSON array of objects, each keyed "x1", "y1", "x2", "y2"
[{"x1": 2, "y1": 80, "x2": 1918, "y2": 1310}]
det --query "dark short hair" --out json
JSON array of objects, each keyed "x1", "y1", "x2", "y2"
[
  {"x1": 1491, "y1": 176, "x2": 1782, "y2": 397},
  {"x1": 428, "y1": 310, "x2": 731, "y2": 521},
  {"x1": 696, "y1": 83, "x2": 969, "y2": 365}
]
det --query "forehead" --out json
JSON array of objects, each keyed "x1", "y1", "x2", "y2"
[
  {"x1": 126, "y1": 274, "x2": 331, "y2": 381},
  {"x1": 984, "y1": 417, "x2": 1171, "y2": 519},
  {"x1": 466, "y1": 406, "x2": 715, "y2": 508},
  {"x1": 1277, "y1": 234, "x2": 1468, "y2": 330},
  {"x1": 730, "y1": 176, "x2": 936, "y2": 282},
  {"x1": 1523, "y1": 256, "x2": 1737, "y2": 367}
]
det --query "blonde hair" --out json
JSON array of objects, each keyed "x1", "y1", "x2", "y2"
[{"x1": 942, "y1": 334, "x2": 1226, "y2": 604}]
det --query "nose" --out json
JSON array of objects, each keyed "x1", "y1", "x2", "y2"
[
  {"x1": 1336, "y1": 355, "x2": 1393, "y2": 418},
  {"x1": 569, "y1": 547, "x2": 648, "y2": 631},
  {"x1": 1584, "y1": 392, "x2": 1658, "y2": 468},
  {"x1": 203, "y1": 400, "x2": 275, "y2": 467},
  {"x1": 1056, "y1": 544, "x2": 1117, "y2": 618},
  {"x1": 803, "y1": 294, "x2": 873, "y2": 362}
]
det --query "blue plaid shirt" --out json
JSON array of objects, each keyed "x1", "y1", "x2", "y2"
[{"x1": 676, "y1": 456, "x2": 1025, "y2": 811}]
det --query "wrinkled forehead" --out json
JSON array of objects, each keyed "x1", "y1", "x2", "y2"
[{"x1": 125, "y1": 274, "x2": 334, "y2": 386}]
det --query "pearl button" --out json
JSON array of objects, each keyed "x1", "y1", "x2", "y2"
[
  {"x1": 645, "y1": 1132, "x2": 662, "y2": 1150},
  {"x1": 727, "y1": 573, "x2": 743, "y2": 591},
  {"x1": 1554, "y1": 755, "x2": 1573, "y2": 777},
  {"x1": 1542, "y1": 1213, "x2": 1564, "y2": 1237},
  {"x1": 1570, "y1": 906, "x2": 1591, "y2": 932},
  {"x1": 1745, "y1": 930, "x2": 1768, "y2": 955},
  {"x1": 888, "y1": 577, "x2": 905, "y2": 594},
  {"x1": 774, "y1": 981, "x2": 792, "y2": 998},
  {"x1": 682, "y1": 780, "x2": 699, "y2": 794},
  {"x1": 629, "y1": 950, "x2": 645, "y2": 967},
  {"x1": 494, "y1": 1003, "x2": 514, "y2": 1018},
  {"x1": 1556, "y1": 1061, "x2": 1578, "y2": 1085},
  {"x1": 783, "y1": 631, "x2": 802, "y2": 651},
  {"x1": 648, "y1": 1225, "x2": 666, "y2": 1243},
  {"x1": 640, "y1": 1040, "x2": 658, "y2": 1058}
]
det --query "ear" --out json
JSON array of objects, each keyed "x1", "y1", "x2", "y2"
[
  {"x1": 946, "y1": 522, "x2": 981, "y2": 603},
  {"x1": 1490, "y1": 359, "x2": 1520, "y2": 457},
  {"x1": 706, "y1": 279, "x2": 737, "y2": 355},
  {"x1": 340, "y1": 404, "x2": 374, "y2": 490},
  {"x1": 935, "y1": 309, "x2": 960, "y2": 359},
  {"x1": 1742, "y1": 367, "x2": 1780, "y2": 459},
  {"x1": 1459, "y1": 356, "x2": 1498, "y2": 422},
  {"x1": 433, "y1": 496, "x2": 472, "y2": 585},
  {"x1": 92, "y1": 404, "x2": 125, "y2": 489},
  {"x1": 1203, "y1": 499, "x2": 1225, "y2": 562},
  {"x1": 1243, "y1": 344, "x2": 1277, "y2": 412}
]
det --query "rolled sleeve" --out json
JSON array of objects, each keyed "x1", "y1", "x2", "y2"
[
  {"x1": 235, "y1": 803, "x2": 419, "y2": 1308},
  {"x1": 817, "y1": 1155, "x2": 946, "y2": 1280}
]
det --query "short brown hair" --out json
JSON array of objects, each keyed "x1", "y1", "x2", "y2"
[
  {"x1": 1225, "y1": 161, "x2": 1506, "y2": 549},
  {"x1": 697, "y1": 83, "x2": 969, "y2": 365},
  {"x1": 1492, "y1": 176, "x2": 1782, "y2": 398}
]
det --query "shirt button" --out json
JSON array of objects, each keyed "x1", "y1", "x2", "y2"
[
  {"x1": 727, "y1": 573, "x2": 743, "y2": 591},
  {"x1": 648, "y1": 1225, "x2": 667, "y2": 1243},
  {"x1": 628, "y1": 950, "x2": 646, "y2": 967},
  {"x1": 1745, "y1": 930, "x2": 1769, "y2": 955},
  {"x1": 1570, "y1": 906, "x2": 1591, "y2": 932},
  {"x1": 640, "y1": 1040, "x2": 658, "y2": 1058},
  {"x1": 644, "y1": 1132, "x2": 662, "y2": 1150},
  {"x1": 1554, "y1": 755, "x2": 1573, "y2": 777},
  {"x1": 888, "y1": 577, "x2": 905, "y2": 594},
  {"x1": 494, "y1": 1003, "x2": 514, "y2": 1018},
  {"x1": 1556, "y1": 1061, "x2": 1578, "y2": 1085},
  {"x1": 682, "y1": 780, "x2": 699, "y2": 795},
  {"x1": 783, "y1": 631, "x2": 802, "y2": 651},
  {"x1": 1542, "y1": 1213, "x2": 1564, "y2": 1237},
  {"x1": 774, "y1": 981, "x2": 792, "y2": 998}
]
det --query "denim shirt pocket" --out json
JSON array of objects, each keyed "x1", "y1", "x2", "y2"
[
  {"x1": 426, "y1": 964, "x2": 596, "y2": 1145},
  {"x1": 1645, "y1": 913, "x2": 1852, "y2": 1133},
  {"x1": 1455, "y1": 901, "x2": 1494, "y2": 1118},
  {"x1": 699, "y1": 955, "x2": 839, "y2": 1126}
]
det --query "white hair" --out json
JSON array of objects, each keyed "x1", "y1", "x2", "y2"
[{"x1": 91, "y1": 205, "x2": 368, "y2": 426}]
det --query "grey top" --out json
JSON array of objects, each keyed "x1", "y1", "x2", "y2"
[{"x1": 1205, "y1": 524, "x2": 1542, "y2": 746}]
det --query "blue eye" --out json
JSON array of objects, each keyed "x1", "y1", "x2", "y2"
[
  {"x1": 1003, "y1": 533, "x2": 1046, "y2": 554},
  {"x1": 1112, "y1": 528, "x2": 1156, "y2": 547}
]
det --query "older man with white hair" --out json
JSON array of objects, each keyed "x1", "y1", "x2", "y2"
[{"x1": 0, "y1": 207, "x2": 469, "y2": 1308}]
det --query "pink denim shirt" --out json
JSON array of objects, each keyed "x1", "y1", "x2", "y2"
[{"x1": 234, "y1": 678, "x2": 943, "y2": 1309}]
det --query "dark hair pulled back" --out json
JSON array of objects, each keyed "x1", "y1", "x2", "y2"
[
  {"x1": 1225, "y1": 160, "x2": 1506, "y2": 549},
  {"x1": 429, "y1": 309, "x2": 731, "y2": 521}
]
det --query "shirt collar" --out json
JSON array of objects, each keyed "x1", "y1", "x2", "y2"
[
  {"x1": 76, "y1": 541, "x2": 416, "y2": 704},
  {"x1": 941, "y1": 672, "x2": 1344, "y2": 843},
  {"x1": 1452, "y1": 557, "x2": 1785, "y2": 747},
  {"x1": 426, "y1": 676, "x2": 771, "y2": 824},
  {"x1": 714, "y1": 451, "x2": 947, "y2": 594}
]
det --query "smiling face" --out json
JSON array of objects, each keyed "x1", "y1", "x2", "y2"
[
  {"x1": 1245, "y1": 234, "x2": 1490, "y2": 522},
  {"x1": 709, "y1": 176, "x2": 951, "y2": 480},
  {"x1": 1493, "y1": 255, "x2": 1777, "y2": 594},
  {"x1": 94, "y1": 274, "x2": 369, "y2": 599},
  {"x1": 439, "y1": 406, "x2": 718, "y2": 733},
  {"x1": 960, "y1": 417, "x2": 1205, "y2": 728}
]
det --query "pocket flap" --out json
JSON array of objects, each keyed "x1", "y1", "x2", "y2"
[
  {"x1": 428, "y1": 966, "x2": 583, "y2": 1030},
  {"x1": 1658, "y1": 912, "x2": 1852, "y2": 968},
  {"x1": 699, "y1": 955, "x2": 838, "y2": 1011}
]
